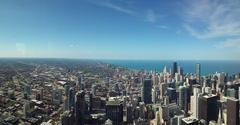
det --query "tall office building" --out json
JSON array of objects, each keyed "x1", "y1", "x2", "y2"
[
  {"x1": 75, "y1": 91, "x2": 86, "y2": 125},
  {"x1": 227, "y1": 97, "x2": 239, "y2": 125},
  {"x1": 61, "y1": 110, "x2": 74, "y2": 125},
  {"x1": 23, "y1": 100, "x2": 30, "y2": 118},
  {"x1": 178, "y1": 66, "x2": 183, "y2": 76},
  {"x1": 167, "y1": 87, "x2": 177, "y2": 103},
  {"x1": 77, "y1": 75, "x2": 84, "y2": 91},
  {"x1": 152, "y1": 86, "x2": 156, "y2": 104},
  {"x1": 126, "y1": 104, "x2": 133, "y2": 123},
  {"x1": 239, "y1": 87, "x2": 240, "y2": 100},
  {"x1": 163, "y1": 65, "x2": 168, "y2": 83},
  {"x1": 68, "y1": 87, "x2": 75, "y2": 109},
  {"x1": 106, "y1": 100, "x2": 123, "y2": 125},
  {"x1": 160, "y1": 83, "x2": 168, "y2": 100},
  {"x1": 24, "y1": 84, "x2": 31, "y2": 99},
  {"x1": 52, "y1": 89, "x2": 62, "y2": 105},
  {"x1": 40, "y1": 87, "x2": 44, "y2": 100},
  {"x1": 190, "y1": 88, "x2": 200, "y2": 119},
  {"x1": 141, "y1": 79, "x2": 153, "y2": 104},
  {"x1": 64, "y1": 85, "x2": 70, "y2": 111},
  {"x1": 198, "y1": 94, "x2": 219, "y2": 124},
  {"x1": 173, "y1": 62, "x2": 178, "y2": 77},
  {"x1": 178, "y1": 86, "x2": 188, "y2": 112},
  {"x1": 196, "y1": 63, "x2": 201, "y2": 84}
]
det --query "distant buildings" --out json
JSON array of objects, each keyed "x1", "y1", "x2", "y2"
[{"x1": 1, "y1": 60, "x2": 240, "y2": 125}]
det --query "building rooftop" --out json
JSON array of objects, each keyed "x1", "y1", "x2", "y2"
[
  {"x1": 106, "y1": 100, "x2": 122, "y2": 106},
  {"x1": 182, "y1": 117, "x2": 198, "y2": 124},
  {"x1": 203, "y1": 94, "x2": 217, "y2": 99}
]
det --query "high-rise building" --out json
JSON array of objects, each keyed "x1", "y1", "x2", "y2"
[
  {"x1": 227, "y1": 97, "x2": 239, "y2": 125},
  {"x1": 77, "y1": 75, "x2": 84, "y2": 91},
  {"x1": 160, "y1": 83, "x2": 168, "y2": 100},
  {"x1": 61, "y1": 110, "x2": 74, "y2": 125},
  {"x1": 238, "y1": 87, "x2": 240, "y2": 100},
  {"x1": 24, "y1": 84, "x2": 31, "y2": 99},
  {"x1": 178, "y1": 66, "x2": 183, "y2": 76},
  {"x1": 226, "y1": 88, "x2": 236, "y2": 98},
  {"x1": 198, "y1": 94, "x2": 219, "y2": 124},
  {"x1": 167, "y1": 87, "x2": 177, "y2": 103},
  {"x1": 64, "y1": 85, "x2": 70, "y2": 111},
  {"x1": 141, "y1": 79, "x2": 152, "y2": 104},
  {"x1": 68, "y1": 87, "x2": 75, "y2": 109},
  {"x1": 178, "y1": 86, "x2": 188, "y2": 112},
  {"x1": 106, "y1": 100, "x2": 123, "y2": 125},
  {"x1": 173, "y1": 62, "x2": 178, "y2": 77},
  {"x1": 23, "y1": 100, "x2": 30, "y2": 118},
  {"x1": 196, "y1": 63, "x2": 201, "y2": 84},
  {"x1": 75, "y1": 91, "x2": 86, "y2": 125},
  {"x1": 126, "y1": 104, "x2": 133, "y2": 123},
  {"x1": 163, "y1": 65, "x2": 168, "y2": 83},
  {"x1": 152, "y1": 86, "x2": 156, "y2": 104},
  {"x1": 52, "y1": 89, "x2": 62, "y2": 105},
  {"x1": 190, "y1": 87, "x2": 200, "y2": 119}
]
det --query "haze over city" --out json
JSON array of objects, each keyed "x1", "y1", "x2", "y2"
[{"x1": 1, "y1": 0, "x2": 240, "y2": 60}]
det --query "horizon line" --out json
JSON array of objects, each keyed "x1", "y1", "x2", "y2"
[{"x1": 0, "y1": 57, "x2": 240, "y2": 61}]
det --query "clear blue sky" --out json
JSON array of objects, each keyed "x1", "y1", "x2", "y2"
[{"x1": 0, "y1": 0, "x2": 240, "y2": 60}]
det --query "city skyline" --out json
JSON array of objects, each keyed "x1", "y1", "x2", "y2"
[{"x1": 1, "y1": 0, "x2": 240, "y2": 60}]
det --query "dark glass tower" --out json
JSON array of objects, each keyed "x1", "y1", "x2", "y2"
[
  {"x1": 75, "y1": 91, "x2": 85, "y2": 125},
  {"x1": 106, "y1": 100, "x2": 123, "y2": 125},
  {"x1": 198, "y1": 94, "x2": 219, "y2": 124},
  {"x1": 141, "y1": 79, "x2": 153, "y2": 104},
  {"x1": 173, "y1": 62, "x2": 178, "y2": 76}
]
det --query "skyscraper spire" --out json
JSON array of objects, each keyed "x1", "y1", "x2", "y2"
[{"x1": 163, "y1": 65, "x2": 167, "y2": 74}]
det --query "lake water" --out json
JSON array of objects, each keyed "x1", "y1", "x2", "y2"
[{"x1": 102, "y1": 60, "x2": 240, "y2": 75}]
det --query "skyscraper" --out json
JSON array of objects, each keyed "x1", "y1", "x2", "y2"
[
  {"x1": 64, "y1": 85, "x2": 70, "y2": 111},
  {"x1": 52, "y1": 89, "x2": 62, "y2": 105},
  {"x1": 227, "y1": 97, "x2": 239, "y2": 125},
  {"x1": 126, "y1": 104, "x2": 133, "y2": 123},
  {"x1": 61, "y1": 110, "x2": 74, "y2": 125},
  {"x1": 68, "y1": 87, "x2": 75, "y2": 109},
  {"x1": 178, "y1": 86, "x2": 188, "y2": 112},
  {"x1": 198, "y1": 94, "x2": 219, "y2": 124},
  {"x1": 75, "y1": 91, "x2": 86, "y2": 125},
  {"x1": 23, "y1": 100, "x2": 30, "y2": 118},
  {"x1": 141, "y1": 79, "x2": 153, "y2": 104},
  {"x1": 173, "y1": 62, "x2": 178, "y2": 77},
  {"x1": 24, "y1": 84, "x2": 31, "y2": 99},
  {"x1": 106, "y1": 100, "x2": 123, "y2": 125},
  {"x1": 190, "y1": 87, "x2": 200, "y2": 119},
  {"x1": 196, "y1": 63, "x2": 201, "y2": 84}
]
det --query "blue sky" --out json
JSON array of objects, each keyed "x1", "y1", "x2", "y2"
[{"x1": 0, "y1": 0, "x2": 240, "y2": 60}]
